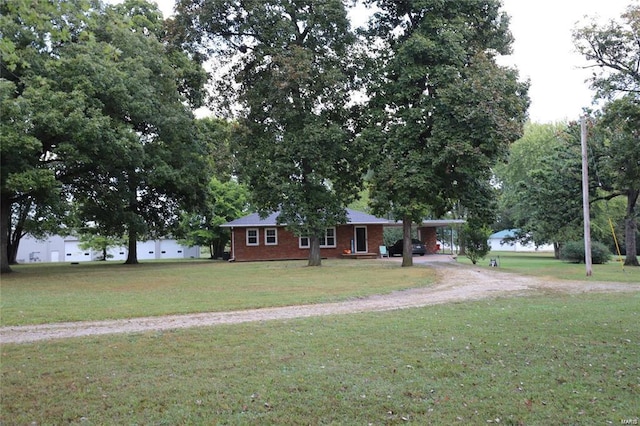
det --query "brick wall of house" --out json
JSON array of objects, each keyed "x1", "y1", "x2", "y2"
[
  {"x1": 418, "y1": 227, "x2": 439, "y2": 254},
  {"x1": 231, "y1": 225, "x2": 385, "y2": 261},
  {"x1": 362, "y1": 225, "x2": 384, "y2": 254}
]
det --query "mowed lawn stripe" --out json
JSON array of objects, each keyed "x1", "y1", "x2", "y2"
[{"x1": 0, "y1": 259, "x2": 435, "y2": 326}]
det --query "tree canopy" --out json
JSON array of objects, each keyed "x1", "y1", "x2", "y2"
[
  {"x1": 0, "y1": 0, "x2": 208, "y2": 272},
  {"x1": 362, "y1": 0, "x2": 529, "y2": 266},
  {"x1": 573, "y1": 4, "x2": 640, "y2": 99},
  {"x1": 1, "y1": 0, "x2": 91, "y2": 273},
  {"x1": 574, "y1": 5, "x2": 640, "y2": 266},
  {"x1": 174, "y1": 0, "x2": 368, "y2": 266},
  {"x1": 593, "y1": 97, "x2": 640, "y2": 265},
  {"x1": 495, "y1": 122, "x2": 592, "y2": 257}
]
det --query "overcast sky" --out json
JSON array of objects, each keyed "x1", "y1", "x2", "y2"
[
  {"x1": 119, "y1": 0, "x2": 633, "y2": 123},
  {"x1": 498, "y1": 0, "x2": 632, "y2": 123}
]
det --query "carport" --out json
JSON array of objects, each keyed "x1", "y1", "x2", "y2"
[{"x1": 384, "y1": 219, "x2": 465, "y2": 255}]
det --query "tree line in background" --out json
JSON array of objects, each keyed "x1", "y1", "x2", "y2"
[
  {"x1": 1, "y1": 0, "x2": 638, "y2": 272},
  {"x1": 495, "y1": 4, "x2": 640, "y2": 267}
]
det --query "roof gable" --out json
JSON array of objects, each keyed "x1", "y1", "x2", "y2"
[{"x1": 490, "y1": 229, "x2": 519, "y2": 239}]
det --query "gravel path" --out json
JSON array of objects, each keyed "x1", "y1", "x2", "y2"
[{"x1": 1, "y1": 259, "x2": 637, "y2": 344}]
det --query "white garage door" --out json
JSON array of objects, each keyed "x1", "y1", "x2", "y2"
[
  {"x1": 64, "y1": 241, "x2": 93, "y2": 262},
  {"x1": 136, "y1": 240, "x2": 157, "y2": 260}
]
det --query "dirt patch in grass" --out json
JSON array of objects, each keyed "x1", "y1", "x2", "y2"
[{"x1": 1, "y1": 260, "x2": 637, "y2": 344}]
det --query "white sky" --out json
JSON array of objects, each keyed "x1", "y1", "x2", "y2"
[
  {"x1": 126, "y1": 0, "x2": 633, "y2": 123},
  {"x1": 497, "y1": 0, "x2": 632, "y2": 123}
]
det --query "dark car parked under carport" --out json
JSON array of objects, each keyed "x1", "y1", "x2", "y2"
[{"x1": 388, "y1": 239, "x2": 427, "y2": 256}]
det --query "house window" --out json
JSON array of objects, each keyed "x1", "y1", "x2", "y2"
[
  {"x1": 299, "y1": 228, "x2": 337, "y2": 249},
  {"x1": 320, "y1": 227, "x2": 336, "y2": 247},
  {"x1": 265, "y1": 228, "x2": 278, "y2": 245},
  {"x1": 246, "y1": 228, "x2": 259, "y2": 246}
]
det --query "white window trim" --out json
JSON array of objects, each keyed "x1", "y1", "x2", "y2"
[
  {"x1": 300, "y1": 228, "x2": 337, "y2": 249},
  {"x1": 264, "y1": 228, "x2": 278, "y2": 245},
  {"x1": 321, "y1": 227, "x2": 337, "y2": 248},
  {"x1": 246, "y1": 228, "x2": 259, "y2": 246}
]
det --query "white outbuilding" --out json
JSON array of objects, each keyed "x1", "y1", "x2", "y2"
[
  {"x1": 488, "y1": 229, "x2": 554, "y2": 252},
  {"x1": 16, "y1": 235, "x2": 200, "y2": 264}
]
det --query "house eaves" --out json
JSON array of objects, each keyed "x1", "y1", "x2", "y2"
[{"x1": 220, "y1": 209, "x2": 389, "y2": 228}]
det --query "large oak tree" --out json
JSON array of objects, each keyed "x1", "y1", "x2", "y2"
[
  {"x1": 362, "y1": 0, "x2": 529, "y2": 266},
  {"x1": 174, "y1": 0, "x2": 368, "y2": 266},
  {"x1": 0, "y1": 0, "x2": 208, "y2": 271},
  {"x1": 1, "y1": 0, "x2": 92, "y2": 273},
  {"x1": 67, "y1": 0, "x2": 209, "y2": 265}
]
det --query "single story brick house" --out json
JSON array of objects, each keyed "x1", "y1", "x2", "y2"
[
  {"x1": 221, "y1": 209, "x2": 390, "y2": 261},
  {"x1": 221, "y1": 209, "x2": 465, "y2": 262}
]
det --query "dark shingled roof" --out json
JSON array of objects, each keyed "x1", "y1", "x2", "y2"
[{"x1": 220, "y1": 209, "x2": 390, "y2": 228}]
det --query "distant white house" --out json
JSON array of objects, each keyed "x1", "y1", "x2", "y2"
[
  {"x1": 16, "y1": 235, "x2": 200, "y2": 263},
  {"x1": 488, "y1": 229, "x2": 554, "y2": 252}
]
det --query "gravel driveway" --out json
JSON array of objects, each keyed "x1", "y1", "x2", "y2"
[{"x1": 1, "y1": 258, "x2": 637, "y2": 344}]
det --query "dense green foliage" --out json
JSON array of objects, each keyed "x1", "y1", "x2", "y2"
[
  {"x1": 574, "y1": 6, "x2": 640, "y2": 266},
  {"x1": 5, "y1": 0, "x2": 636, "y2": 273},
  {"x1": 495, "y1": 123, "x2": 586, "y2": 256},
  {"x1": 362, "y1": 0, "x2": 529, "y2": 266},
  {"x1": 461, "y1": 223, "x2": 492, "y2": 265},
  {"x1": 174, "y1": 118, "x2": 250, "y2": 258},
  {"x1": 0, "y1": 0, "x2": 91, "y2": 272},
  {"x1": 65, "y1": 1, "x2": 209, "y2": 264},
  {"x1": 174, "y1": 0, "x2": 367, "y2": 266},
  {"x1": 177, "y1": 177, "x2": 250, "y2": 258},
  {"x1": 593, "y1": 97, "x2": 640, "y2": 265},
  {"x1": 0, "y1": 0, "x2": 208, "y2": 272}
]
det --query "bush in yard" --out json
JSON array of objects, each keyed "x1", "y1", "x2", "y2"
[
  {"x1": 462, "y1": 224, "x2": 492, "y2": 265},
  {"x1": 560, "y1": 241, "x2": 612, "y2": 264}
]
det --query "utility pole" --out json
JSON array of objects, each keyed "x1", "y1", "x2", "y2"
[{"x1": 581, "y1": 115, "x2": 592, "y2": 276}]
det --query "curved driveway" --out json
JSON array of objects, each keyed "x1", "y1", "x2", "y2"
[{"x1": 1, "y1": 258, "x2": 636, "y2": 344}]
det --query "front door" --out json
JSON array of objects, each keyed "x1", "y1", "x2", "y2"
[{"x1": 355, "y1": 226, "x2": 367, "y2": 253}]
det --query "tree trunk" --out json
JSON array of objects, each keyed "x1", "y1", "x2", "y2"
[
  {"x1": 7, "y1": 233, "x2": 19, "y2": 264},
  {"x1": 553, "y1": 242, "x2": 561, "y2": 259},
  {"x1": 402, "y1": 215, "x2": 413, "y2": 267},
  {"x1": 125, "y1": 178, "x2": 139, "y2": 265},
  {"x1": 308, "y1": 235, "x2": 322, "y2": 266},
  {"x1": 0, "y1": 194, "x2": 12, "y2": 273},
  {"x1": 9, "y1": 198, "x2": 30, "y2": 265},
  {"x1": 623, "y1": 189, "x2": 639, "y2": 267},
  {"x1": 125, "y1": 229, "x2": 139, "y2": 264},
  {"x1": 212, "y1": 239, "x2": 226, "y2": 259}
]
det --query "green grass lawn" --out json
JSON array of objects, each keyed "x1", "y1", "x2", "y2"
[
  {"x1": 2, "y1": 293, "x2": 638, "y2": 425},
  {"x1": 1, "y1": 256, "x2": 638, "y2": 424},
  {"x1": 457, "y1": 251, "x2": 640, "y2": 283},
  {"x1": 0, "y1": 259, "x2": 436, "y2": 326}
]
